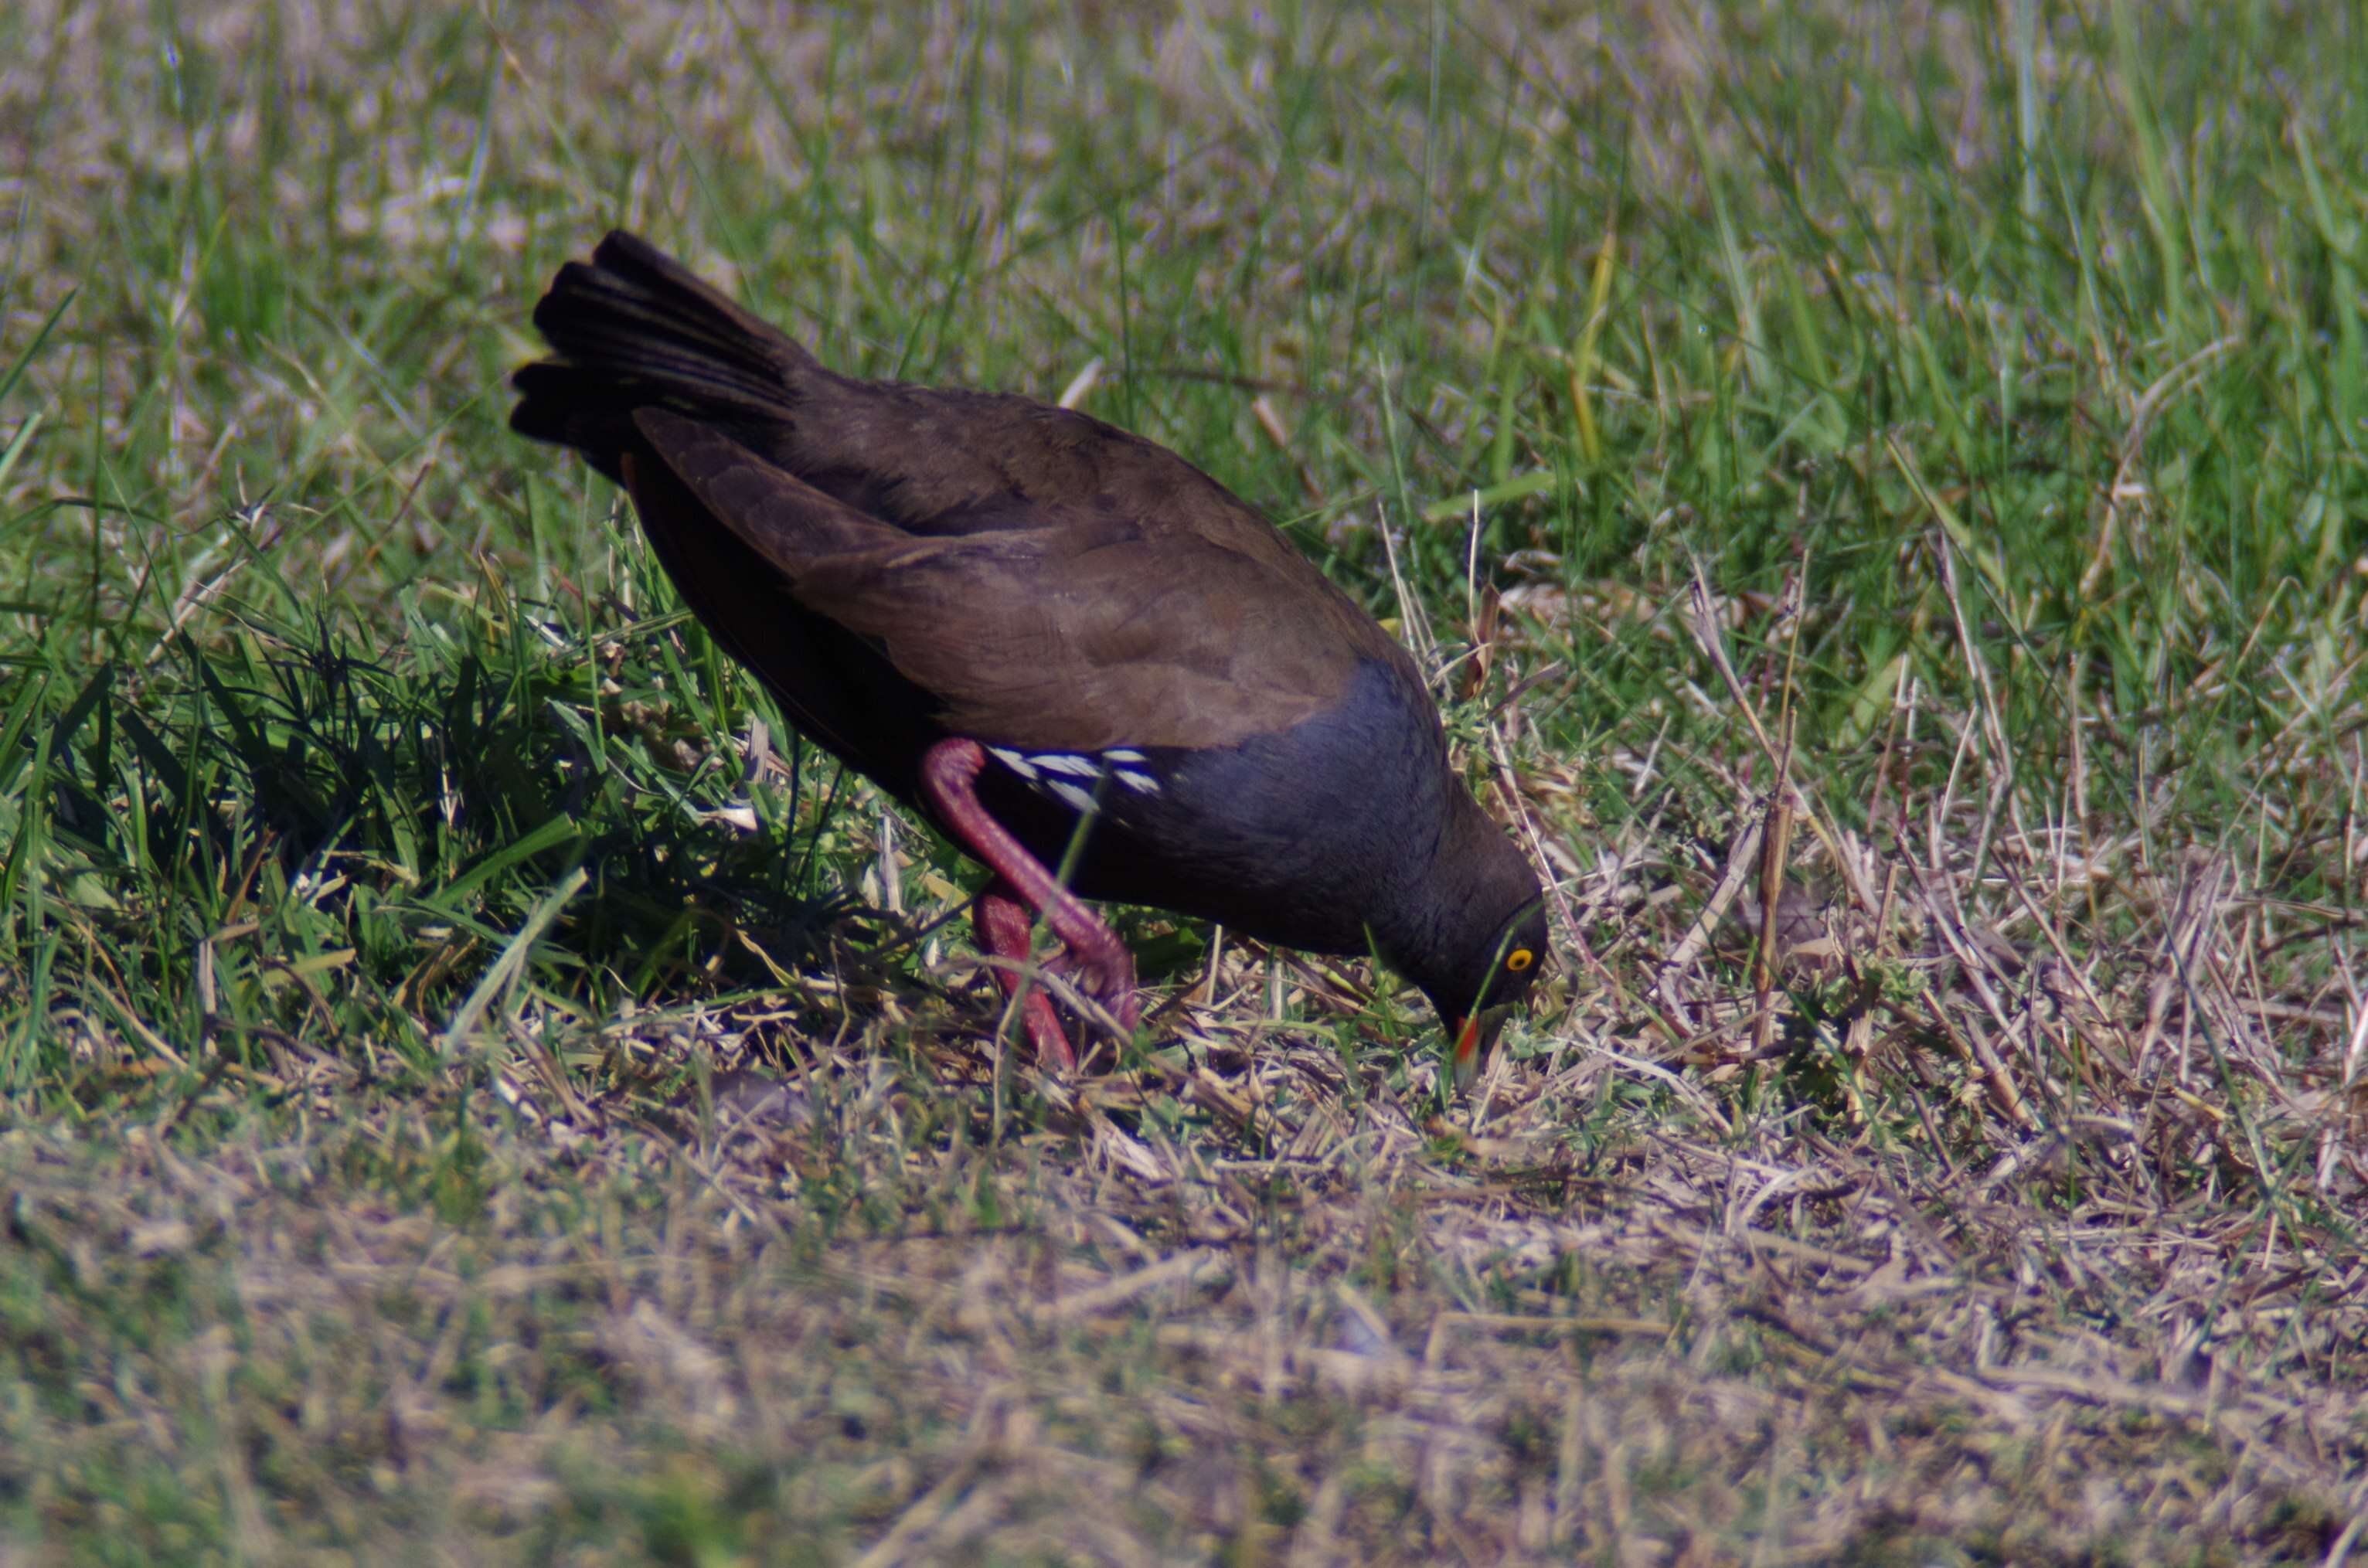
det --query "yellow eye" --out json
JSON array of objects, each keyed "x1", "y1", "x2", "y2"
[{"x1": 1506, "y1": 948, "x2": 1535, "y2": 974}]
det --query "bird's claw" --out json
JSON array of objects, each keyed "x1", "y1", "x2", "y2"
[
  {"x1": 1043, "y1": 942, "x2": 1140, "y2": 1034},
  {"x1": 1079, "y1": 953, "x2": 1141, "y2": 1032}
]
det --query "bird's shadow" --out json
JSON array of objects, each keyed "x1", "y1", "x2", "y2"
[{"x1": 40, "y1": 611, "x2": 901, "y2": 1044}]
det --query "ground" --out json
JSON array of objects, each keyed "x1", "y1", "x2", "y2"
[{"x1": 2, "y1": 1, "x2": 2365, "y2": 1563}]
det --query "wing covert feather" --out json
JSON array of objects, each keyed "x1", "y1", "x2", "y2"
[{"x1": 631, "y1": 407, "x2": 1406, "y2": 753}]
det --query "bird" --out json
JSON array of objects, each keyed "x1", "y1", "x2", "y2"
[{"x1": 510, "y1": 231, "x2": 1549, "y2": 1081}]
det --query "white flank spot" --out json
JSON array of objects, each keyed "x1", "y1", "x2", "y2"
[
  {"x1": 1047, "y1": 779, "x2": 1097, "y2": 813},
  {"x1": 988, "y1": 747, "x2": 1037, "y2": 780},
  {"x1": 1116, "y1": 770, "x2": 1159, "y2": 794},
  {"x1": 1102, "y1": 748, "x2": 1147, "y2": 764},
  {"x1": 1032, "y1": 752, "x2": 1102, "y2": 779}
]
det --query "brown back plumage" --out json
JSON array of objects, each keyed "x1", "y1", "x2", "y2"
[{"x1": 513, "y1": 231, "x2": 1403, "y2": 757}]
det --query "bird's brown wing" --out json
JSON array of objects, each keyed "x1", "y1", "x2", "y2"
[
  {"x1": 631, "y1": 407, "x2": 1406, "y2": 754},
  {"x1": 616, "y1": 437, "x2": 934, "y2": 780}
]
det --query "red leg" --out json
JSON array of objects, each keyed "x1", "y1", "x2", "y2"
[
  {"x1": 975, "y1": 878, "x2": 1077, "y2": 1070},
  {"x1": 920, "y1": 738, "x2": 1141, "y2": 1042}
]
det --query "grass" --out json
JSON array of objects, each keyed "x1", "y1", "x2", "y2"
[{"x1": 2, "y1": 0, "x2": 2366, "y2": 1560}]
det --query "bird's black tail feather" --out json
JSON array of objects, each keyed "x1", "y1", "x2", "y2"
[{"x1": 511, "y1": 231, "x2": 817, "y2": 478}]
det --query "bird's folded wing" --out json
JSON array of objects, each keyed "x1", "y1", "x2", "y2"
[{"x1": 631, "y1": 406, "x2": 1397, "y2": 754}]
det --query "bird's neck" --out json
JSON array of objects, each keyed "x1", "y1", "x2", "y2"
[{"x1": 1369, "y1": 784, "x2": 1529, "y2": 999}]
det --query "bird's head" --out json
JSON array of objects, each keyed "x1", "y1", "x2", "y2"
[
  {"x1": 1422, "y1": 897, "x2": 1551, "y2": 1087},
  {"x1": 1393, "y1": 795, "x2": 1552, "y2": 1088}
]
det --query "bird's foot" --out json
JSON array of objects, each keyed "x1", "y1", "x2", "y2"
[
  {"x1": 923, "y1": 736, "x2": 1146, "y2": 1070},
  {"x1": 975, "y1": 879, "x2": 1079, "y2": 1071},
  {"x1": 973, "y1": 879, "x2": 1141, "y2": 1067},
  {"x1": 1056, "y1": 925, "x2": 1141, "y2": 1034}
]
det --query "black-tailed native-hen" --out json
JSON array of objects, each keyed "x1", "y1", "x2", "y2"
[{"x1": 512, "y1": 233, "x2": 1547, "y2": 1081}]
